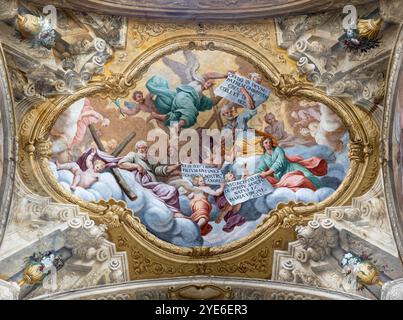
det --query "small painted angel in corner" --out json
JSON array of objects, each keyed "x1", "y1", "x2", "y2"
[
  {"x1": 112, "y1": 90, "x2": 167, "y2": 129},
  {"x1": 113, "y1": 90, "x2": 154, "y2": 117}
]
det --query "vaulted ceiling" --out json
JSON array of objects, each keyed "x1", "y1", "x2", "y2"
[
  {"x1": 0, "y1": 0, "x2": 403, "y2": 301},
  {"x1": 27, "y1": 0, "x2": 376, "y2": 20}
]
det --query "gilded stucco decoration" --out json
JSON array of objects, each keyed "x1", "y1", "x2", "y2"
[
  {"x1": 17, "y1": 22, "x2": 380, "y2": 280},
  {"x1": 382, "y1": 23, "x2": 403, "y2": 260},
  {"x1": 30, "y1": 277, "x2": 367, "y2": 300},
  {"x1": 0, "y1": 43, "x2": 17, "y2": 247}
]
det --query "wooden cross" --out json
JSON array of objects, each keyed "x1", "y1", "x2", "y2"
[
  {"x1": 88, "y1": 124, "x2": 137, "y2": 200},
  {"x1": 202, "y1": 87, "x2": 224, "y2": 130}
]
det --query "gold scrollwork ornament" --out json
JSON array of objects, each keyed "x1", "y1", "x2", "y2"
[{"x1": 17, "y1": 32, "x2": 380, "y2": 280}]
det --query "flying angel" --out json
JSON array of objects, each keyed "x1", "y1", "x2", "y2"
[
  {"x1": 112, "y1": 90, "x2": 168, "y2": 130},
  {"x1": 170, "y1": 176, "x2": 225, "y2": 236},
  {"x1": 146, "y1": 50, "x2": 233, "y2": 129},
  {"x1": 113, "y1": 90, "x2": 156, "y2": 117}
]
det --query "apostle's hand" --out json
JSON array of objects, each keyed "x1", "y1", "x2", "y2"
[
  {"x1": 167, "y1": 163, "x2": 181, "y2": 174},
  {"x1": 259, "y1": 169, "x2": 274, "y2": 179},
  {"x1": 240, "y1": 87, "x2": 248, "y2": 96},
  {"x1": 135, "y1": 164, "x2": 145, "y2": 174},
  {"x1": 258, "y1": 172, "x2": 267, "y2": 179},
  {"x1": 178, "y1": 119, "x2": 186, "y2": 130},
  {"x1": 266, "y1": 169, "x2": 275, "y2": 176}
]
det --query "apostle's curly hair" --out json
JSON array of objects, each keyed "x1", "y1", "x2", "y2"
[{"x1": 255, "y1": 130, "x2": 279, "y2": 149}]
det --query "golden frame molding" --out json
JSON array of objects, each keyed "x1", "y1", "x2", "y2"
[{"x1": 18, "y1": 34, "x2": 380, "y2": 280}]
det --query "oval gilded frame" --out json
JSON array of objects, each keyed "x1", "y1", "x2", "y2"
[
  {"x1": 382, "y1": 24, "x2": 403, "y2": 261},
  {"x1": 18, "y1": 34, "x2": 379, "y2": 262}
]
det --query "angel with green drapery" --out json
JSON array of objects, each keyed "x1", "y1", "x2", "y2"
[{"x1": 145, "y1": 50, "x2": 232, "y2": 130}]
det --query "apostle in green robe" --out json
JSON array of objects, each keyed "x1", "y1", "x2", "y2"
[
  {"x1": 255, "y1": 136, "x2": 327, "y2": 191},
  {"x1": 145, "y1": 73, "x2": 227, "y2": 129}
]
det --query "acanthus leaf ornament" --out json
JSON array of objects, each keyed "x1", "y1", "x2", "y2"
[
  {"x1": 257, "y1": 202, "x2": 314, "y2": 230},
  {"x1": 102, "y1": 73, "x2": 132, "y2": 99},
  {"x1": 348, "y1": 139, "x2": 373, "y2": 163},
  {"x1": 89, "y1": 199, "x2": 143, "y2": 230},
  {"x1": 34, "y1": 137, "x2": 52, "y2": 159},
  {"x1": 272, "y1": 73, "x2": 303, "y2": 98}
]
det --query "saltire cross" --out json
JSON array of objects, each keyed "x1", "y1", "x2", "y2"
[{"x1": 88, "y1": 124, "x2": 137, "y2": 200}]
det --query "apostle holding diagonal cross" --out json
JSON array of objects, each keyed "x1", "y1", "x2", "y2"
[
  {"x1": 88, "y1": 125, "x2": 182, "y2": 215},
  {"x1": 87, "y1": 124, "x2": 138, "y2": 200},
  {"x1": 117, "y1": 140, "x2": 183, "y2": 215}
]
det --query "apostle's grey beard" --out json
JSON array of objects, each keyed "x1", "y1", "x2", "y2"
[
  {"x1": 226, "y1": 115, "x2": 237, "y2": 121},
  {"x1": 136, "y1": 152, "x2": 147, "y2": 160}
]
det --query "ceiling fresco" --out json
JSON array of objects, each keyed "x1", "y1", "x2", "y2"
[{"x1": 0, "y1": 0, "x2": 403, "y2": 301}]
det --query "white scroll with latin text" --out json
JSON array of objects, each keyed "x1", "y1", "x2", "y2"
[
  {"x1": 181, "y1": 164, "x2": 224, "y2": 185},
  {"x1": 214, "y1": 73, "x2": 270, "y2": 108},
  {"x1": 224, "y1": 174, "x2": 274, "y2": 205}
]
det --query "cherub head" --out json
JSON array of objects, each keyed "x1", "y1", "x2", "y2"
[
  {"x1": 101, "y1": 118, "x2": 110, "y2": 127},
  {"x1": 300, "y1": 100, "x2": 309, "y2": 108},
  {"x1": 248, "y1": 72, "x2": 262, "y2": 84},
  {"x1": 224, "y1": 171, "x2": 236, "y2": 182},
  {"x1": 221, "y1": 104, "x2": 237, "y2": 121},
  {"x1": 299, "y1": 100, "x2": 316, "y2": 108},
  {"x1": 290, "y1": 111, "x2": 298, "y2": 120},
  {"x1": 192, "y1": 175, "x2": 206, "y2": 187},
  {"x1": 94, "y1": 159, "x2": 106, "y2": 172},
  {"x1": 300, "y1": 127, "x2": 311, "y2": 137},
  {"x1": 308, "y1": 122, "x2": 319, "y2": 135},
  {"x1": 132, "y1": 90, "x2": 145, "y2": 103},
  {"x1": 106, "y1": 139, "x2": 117, "y2": 153},
  {"x1": 264, "y1": 112, "x2": 276, "y2": 125}
]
